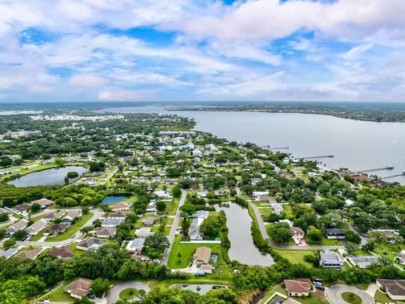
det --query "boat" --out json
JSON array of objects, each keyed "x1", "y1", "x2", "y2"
[{"x1": 387, "y1": 165, "x2": 394, "y2": 170}]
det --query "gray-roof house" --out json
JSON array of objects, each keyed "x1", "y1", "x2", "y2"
[
  {"x1": 320, "y1": 252, "x2": 343, "y2": 268},
  {"x1": 77, "y1": 238, "x2": 106, "y2": 251},
  {"x1": 26, "y1": 219, "x2": 48, "y2": 235},
  {"x1": 7, "y1": 219, "x2": 29, "y2": 235},
  {"x1": 348, "y1": 255, "x2": 379, "y2": 268},
  {"x1": 270, "y1": 202, "x2": 283, "y2": 215},
  {"x1": 126, "y1": 238, "x2": 146, "y2": 253},
  {"x1": 101, "y1": 218, "x2": 125, "y2": 228}
]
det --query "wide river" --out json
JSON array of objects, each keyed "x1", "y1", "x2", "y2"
[{"x1": 103, "y1": 107, "x2": 405, "y2": 184}]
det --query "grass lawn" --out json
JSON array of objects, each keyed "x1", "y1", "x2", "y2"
[
  {"x1": 70, "y1": 243, "x2": 83, "y2": 256},
  {"x1": 45, "y1": 212, "x2": 93, "y2": 242},
  {"x1": 273, "y1": 249, "x2": 315, "y2": 268},
  {"x1": 150, "y1": 277, "x2": 233, "y2": 290},
  {"x1": 283, "y1": 205, "x2": 294, "y2": 217},
  {"x1": 166, "y1": 197, "x2": 180, "y2": 215},
  {"x1": 46, "y1": 282, "x2": 74, "y2": 302},
  {"x1": 293, "y1": 290, "x2": 329, "y2": 304},
  {"x1": 168, "y1": 235, "x2": 223, "y2": 269},
  {"x1": 321, "y1": 237, "x2": 342, "y2": 246},
  {"x1": 374, "y1": 290, "x2": 391, "y2": 303},
  {"x1": 31, "y1": 230, "x2": 44, "y2": 241},
  {"x1": 120, "y1": 288, "x2": 138, "y2": 300},
  {"x1": 342, "y1": 292, "x2": 362, "y2": 304}
]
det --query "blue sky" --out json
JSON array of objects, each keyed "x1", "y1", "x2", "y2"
[{"x1": 0, "y1": 0, "x2": 405, "y2": 102}]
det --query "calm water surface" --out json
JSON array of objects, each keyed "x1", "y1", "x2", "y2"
[
  {"x1": 101, "y1": 196, "x2": 129, "y2": 205},
  {"x1": 8, "y1": 166, "x2": 87, "y2": 187},
  {"x1": 216, "y1": 203, "x2": 274, "y2": 266},
  {"x1": 103, "y1": 107, "x2": 405, "y2": 184}
]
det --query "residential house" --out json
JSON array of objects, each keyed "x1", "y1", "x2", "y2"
[
  {"x1": 284, "y1": 279, "x2": 312, "y2": 297},
  {"x1": 290, "y1": 227, "x2": 305, "y2": 245},
  {"x1": 26, "y1": 219, "x2": 48, "y2": 236},
  {"x1": 108, "y1": 211, "x2": 127, "y2": 220},
  {"x1": 325, "y1": 229, "x2": 345, "y2": 240},
  {"x1": 63, "y1": 210, "x2": 82, "y2": 223},
  {"x1": 193, "y1": 247, "x2": 211, "y2": 264},
  {"x1": 43, "y1": 210, "x2": 65, "y2": 222},
  {"x1": 191, "y1": 210, "x2": 209, "y2": 219},
  {"x1": 44, "y1": 223, "x2": 69, "y2": 236},
  {"x1": 376, "y1": 279, "x2": 405, "y2": 301},
  {"x1": 15, "y1": 248, "x2": 42, "y2": 259},
  {"x1": 252, "y1": 191, "x2": 269, "y2": 199},
  {"x1": 126, "y1": 238, "x2": 146, "y2": 253},
  {"x1": 48, "y1": 246, "x2": 74, "y2": 259},
  {"x1": 32, "y1": 198, "x2": 55, "y2": 209},
  {"x1": 320, "y1": 252, "x2": 343, "y2": 268},
  {"x1": 189, "y1": 226, "x2": 203, "y2": 240},
  {"x1": 154, "y1": 190, "x2": 172, "y2": 200},
  {"x1": 145, "y1": 201, "x2": 157, "y2": 213},
  {"x1": 77, "y1": 238, "x2": 106, "y2": 251},
  {"x1": 348, "y1": 256, "x2": 379, "y2": 268},
  {"x1": 135, "y1": 227, "x2": 153, "y2": 238},
  {"x1": 396, "y1": 250, "x2": 405, "y2": 265},
  {"x1": 141, "y1": 217, "x2": 156, "y2": 227},
  {"x1": 192, "y1": 149, "x2": 203, "y2": 157},
  {"x1": 13, "y1": 203, "x2": 31, "y2": 216},
  {"x1": 95, "y1": 227, "x2": 117, "y2": 238},
  {"x1": 112, "y1": 202, "x2": 132, "y2": 212},
  {"x1": 7, "y1": 219, "x2": 29, "y2": 236},
  {"x1": 270, "y1": 202, "x2": 284, "y2": 215},
  {"x1": 101, "y1": 218, "x2": 125, "y2": 228},
  {"x1": 64, "y1": 278, "x2": 93, "y2": 299}
]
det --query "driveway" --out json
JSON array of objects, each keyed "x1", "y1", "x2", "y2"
[
  {"x1": 106, "y1": 281, "x2": 150, "y2": 304},
  {"x1": 326, "y1": 285, "x2": 375, "y2": 304}
]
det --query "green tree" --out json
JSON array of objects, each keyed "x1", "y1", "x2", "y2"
[
  {"x1": 268, "y1": 223, "x2": 292, "y2": 244},
  {"x1": 31, "y1": 203, "x2": 41, "y2": 213},
  {"x1": 3, "y1": 238, "x2": 16, "y2": 250},
  {"x1": 306, "y1": 226, "x2": 322, "y2": 245},
  {"x1": 91, "y1": 278, "x2": 110, "y2": 297},
  {"x1": 172, "y1": 186, "x2": 182, "y2": 198}
]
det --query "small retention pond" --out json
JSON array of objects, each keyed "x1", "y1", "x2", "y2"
[
  {"x1": 216, "y1": 203, "x2": 274, "y2": 266},
  {"x1": 101, "y1": 195, "x2": 129, "y2": 205},
  {"x1": 7, "y1": 166, "x2": 87, "y2": 187},
  {"x1": 171, "y1": 284, "x2": 228, "y2": 295}
]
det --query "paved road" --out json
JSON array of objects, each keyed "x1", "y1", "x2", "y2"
[
  {"x1": 106, "y1": 281, "x2": 150, "y2": 304},
  {"x1": 249, "y1": 202, "x2": 269, "y2": 240},
  {"x1": 161, "y1": 189, "x2": 187, "y2": 266},
  {"x1": 326, "y1": 285, "x2": 375, "y2": 304}
]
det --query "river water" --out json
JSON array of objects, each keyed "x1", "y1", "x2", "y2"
[{"x1": 103, "y1": 107, "x2": 405, "y2": 184}]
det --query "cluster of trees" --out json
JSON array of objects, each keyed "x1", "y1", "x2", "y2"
[{"x1": 200, "y1": 214, "x2": 226, "y2": 239}]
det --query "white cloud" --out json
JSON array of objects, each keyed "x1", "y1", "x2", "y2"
[
  {"x1": 342, "y1": 44, "x2": 373, "y2": 60},
  {"x1": 98, "y1": 88, "x2": 148, "y2": 101},
  {"x1": 69, "y1": 74, "x2": 106, "y2": 87}
]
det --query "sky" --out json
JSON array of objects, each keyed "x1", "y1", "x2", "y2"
[{"x1": 1, "y1": 0, "x2": 405, "y2": 103}]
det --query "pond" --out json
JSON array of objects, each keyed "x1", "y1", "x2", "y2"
[
  {"x1": 171, "y1": 284, "x2": 228, "y2": 295},
  {"x1": 216, "y1": 203, "x2": 274, "y2": 266},
  {"x1": 101, "y1": 195, "x2": 129, "y2": 205},
  {"x1": 7, "y1": 166, "x2": 87, "y2": 187}
]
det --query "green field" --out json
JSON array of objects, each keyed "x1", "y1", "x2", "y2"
[
  {"x1": 45, "y1": 212, "x2": 93, "y2": 242},
  {"x1": 168, "y1": 236, "x2": 223, "y2": 269},
  {"x1": 45, "y1": 282, "x2": 74, "y2": 302},
  {"x1": 273, "y1": 249, "x2": 315, "y2": 268}
]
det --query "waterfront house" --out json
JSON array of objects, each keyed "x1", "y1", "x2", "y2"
[
  {"x1": 64, "y1": 278, "x2": 93, "y2": 299},
  {"x1": 284, "y1": 279, "x2": 312, "y2": 297},
  {"x1": 112, "y1": 202, "x2": 132, "y2": 212},
  {"x1": 320, "y1": 252, "x2": 343, "y2": 268},
  {"x1": 193, "y1": 247, "x2": 211, "y2": 264}
]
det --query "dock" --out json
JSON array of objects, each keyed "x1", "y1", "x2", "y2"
[
  {"x1": 300, "y1": 155, "x2": 334, "y2": 160},
  {"x1": 356, "y1": 166, "x2": 395, "y2": 173},
  {"x1": 262, "y1": 146, "x2": 289, "y2": 150},
  {"x1": 381, "y1": 172, "x2": 405, "y2": 179}
]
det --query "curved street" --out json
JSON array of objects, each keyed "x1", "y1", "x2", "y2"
[
  {"x1": 106, "y1": 281, "x2": 150, "y2": 304},
  {"x1": 326, "y1": 285, "x2": 375, "y2": 304}
]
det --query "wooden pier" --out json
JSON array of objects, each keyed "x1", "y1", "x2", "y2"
[
  {"x1": 356, "y1": 166, "x2": 395, "y2": 173},
  {"x1": 300, "y1": 155, "x2": 334, "y2": 160}
]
